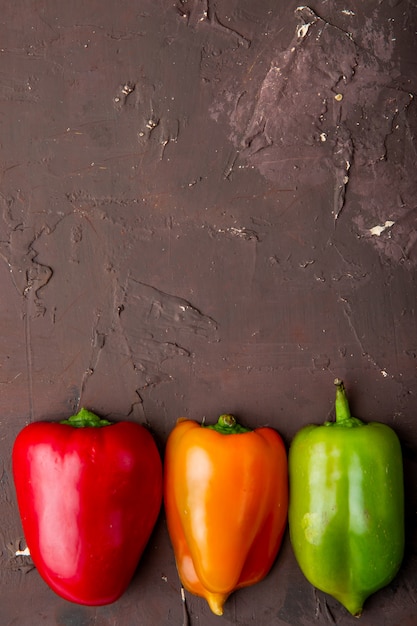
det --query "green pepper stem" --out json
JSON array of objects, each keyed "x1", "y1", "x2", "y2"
[
  {"x1": 334, "y1": 378, "x2": 351, "y2": 422},
  {"x1": 203, "y1": 414, "x2": 251, "y2": 435},
  {"x1": 60, "y1": 407, "x2": 112, "y2": 428}
]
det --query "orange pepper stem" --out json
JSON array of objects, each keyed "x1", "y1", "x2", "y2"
[{"x1": 203, "y1": 414, "x2": 251, "y2": 435}]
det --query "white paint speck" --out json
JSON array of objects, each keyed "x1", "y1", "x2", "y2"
[
  {"x1": 369, "y1": 221, "x2": 395, "y2": 236},
  {"x1": 297, "y1": 23, "x2": 311, "y2": 38}
]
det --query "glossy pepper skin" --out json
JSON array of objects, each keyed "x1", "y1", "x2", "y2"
[
  {"x1": 288, "y1": 379, "x2": 404, "y2": 616},
  {"x1": 164, "y1": 414, "x2": 288, "y2": 615},
  {"x1": 12, "y1": 408, "x2": 163, "y2": 605}
]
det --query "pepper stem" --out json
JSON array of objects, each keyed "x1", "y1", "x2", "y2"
[
  {"x1": 60, "y1": 407, "x2": 112, "y2": 428},
  {"x1": 203, "y1": 414, "x2": 251, "y2": 435},
  {"x1": 334, "y1": 378, "x2": 351, "y2": 422},
  {"x1": 325, "y1": 379, "x2": 364, "y2": 428}
]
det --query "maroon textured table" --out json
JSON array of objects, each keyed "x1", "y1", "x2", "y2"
[{"x1": 1, "y1": 1, "x2": 416, "y2": 624}]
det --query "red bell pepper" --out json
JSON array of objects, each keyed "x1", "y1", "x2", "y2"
[{"x1": 12, "y1": 408, "x2": 162, "y2": 605}]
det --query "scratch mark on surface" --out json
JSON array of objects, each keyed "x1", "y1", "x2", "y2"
[
  {"x1": 24, "y1": 307, "x2": 34, "y2": 423},
  {"x1": 208, "y1": 9, "x2": 251, "y2": 48},
  {"x1": 178, "y1": 0, "x2": 250, "y2": 47},
  {"x1": 181, "y1": 587, "x2": 190, "y2": 626},
  {"x1": 0, "y1": 195, "x2": 53, "y2": 312},
  {"x1": 340, "y1": 297, "x2": 389, "y2": 375},
  {"x1": 76, "y1": 309, "x2": 107, "y2": 410},
  {"x1": 116, "y1": 277, "x2": 218, "y2": 391},
  {"x1": 323, "y1": 599, "x2": 335, "y2": 623},
  {"x1": 223, "y1": 150, "x2": 239, "y2": 179},
  {"x1": 159, "y1": 118, "x2": 180, "y2": 160},
  {"x1": 333, "y1": 125, "x2": 353, "y2": 221},
  {"x1": 126, "y1": 278, "x2": 218, "y2": 340}
]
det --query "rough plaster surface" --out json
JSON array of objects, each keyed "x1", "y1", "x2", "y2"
[{"x1": 0, "y1": 1, "x2": 416, "y2": 624}]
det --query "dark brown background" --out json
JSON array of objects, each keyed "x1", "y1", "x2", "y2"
[{"x1": 1, "y1": 1, "x2": 417, "y2": 624}]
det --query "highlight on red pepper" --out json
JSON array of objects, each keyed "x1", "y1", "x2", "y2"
[
  {"x1": 12, "y1": 408, "x2": 163, "y2": 606},
  {"x1": 164, "y1": 414, "x2": 288, "y2": 616},
  {"x1": 288, "y1": 379, "x2": 404, "y2": 616}
]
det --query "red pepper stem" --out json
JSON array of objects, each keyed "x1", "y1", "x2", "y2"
[{"x1": 60, "y1": 407, "x2": 112, "y2": 428}]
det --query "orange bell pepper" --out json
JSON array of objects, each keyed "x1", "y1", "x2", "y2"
[{"x1": 164, "y1": 414, "x2": 288, "y2": 615}]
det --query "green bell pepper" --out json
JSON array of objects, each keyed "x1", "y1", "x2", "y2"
[{"x1": 288, "y1": 379, "x2": 404, "y2": 616}]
